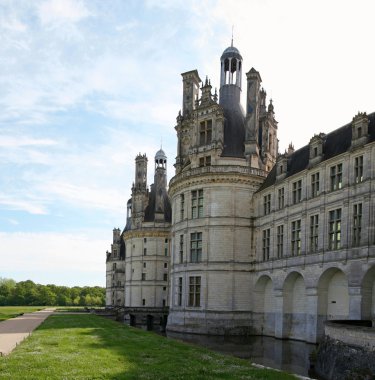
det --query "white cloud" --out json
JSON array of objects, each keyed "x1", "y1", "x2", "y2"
[
  {"x1": 0, "y1": 231, "x2": 107, "y2": 286},
  {"x1": 0, "y1": 136, "x2": 57, "y2": 148},
  {"x1": 2, "y1": 17, "x2": 27, "y2": 32},
  {"x1": 0, "y1": 194, "x2": 48, "y2": 215},
  {"x1": 37, "y1": 0, "x2": 91, "y2": 26}
]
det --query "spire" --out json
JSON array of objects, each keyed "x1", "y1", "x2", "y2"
[{"x1": 231, "y1": 25, "x2": 234, "y2": 47}]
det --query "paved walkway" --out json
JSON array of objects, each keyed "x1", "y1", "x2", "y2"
[{"x1": 0, "y1": 308, "x2": 55, "y2": 356}]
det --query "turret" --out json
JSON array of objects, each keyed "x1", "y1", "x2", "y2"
[
  {"x1": 219, "y1": 41, "x2": 243, "y2": 108},
  {"x1": 154, "y1": 149, "x2": 168, "y2": 221},
  {"x1": 181, "y1": 70, "x2": 201, "y2": 118},
  {"x1": 131, "y1": 153, "x2": 148, "y2": 228}
]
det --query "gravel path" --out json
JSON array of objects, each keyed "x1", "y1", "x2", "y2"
[{"x1": 0, "y1": 308, "x2": 55, "y2": 356}]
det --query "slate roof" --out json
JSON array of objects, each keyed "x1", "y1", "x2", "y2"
[
  {"x1": 258, "y1": 112, "x2": 375, "y2": 192},
  {"x1": 144, "y1": 186, "x2": 172, "y2": 223},
  {"x1": 222, "y1": 105, "x2": 246, "y2": 157}
]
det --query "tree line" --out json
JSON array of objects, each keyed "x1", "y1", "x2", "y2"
[{"x1": 0, "y1": 278, "x2": 105, "y2": 307}]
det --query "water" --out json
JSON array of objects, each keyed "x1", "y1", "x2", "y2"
[{"x1": 166, "y1": 332, "x2": 318, "y2": 378}]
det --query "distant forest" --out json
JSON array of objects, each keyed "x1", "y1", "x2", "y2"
[{"x1": 0, "y1": 278, "x2": 105, "y2": 307}]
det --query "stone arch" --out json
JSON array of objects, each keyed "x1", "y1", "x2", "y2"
[
  {"x1": 317, "y1": 267, "x2": 349, "y2": 339},
  {"x1": 282, "y1": 271, "x2": 307, "y2": 340},
  {"x1": 361, "y1": 265, "x2": 375, "y2": 321},
  {"x1": 254, "y1": 275, "x2": 275, "y2": 336}
]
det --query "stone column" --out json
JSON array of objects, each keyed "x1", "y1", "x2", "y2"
[
  {"x1": 305, "y1": 287, "x2": 319, "y2": 343},
  {"x1": 274, "y1": 289, "x2": 285, "y2": 338},
  {"x1": 348, "y1": 286, "x2": 362, "y2": 319}
]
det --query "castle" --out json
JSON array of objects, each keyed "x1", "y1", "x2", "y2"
[{"x1": 106, "y1": 42, "x2": 375, "y2": 343}]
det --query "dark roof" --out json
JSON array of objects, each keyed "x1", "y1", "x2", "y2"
[
  {"x1": 120, "y1": 238, "x2": 125, "y2": 260},
  {"x1": 221, "y1": 46, "x2": 243, "y2": 61},
  {"x1": 258, "y1": 112, "x2": 375, "y2": 192},
  {"x1": 219, "y1": 84, "x2": 246, "y2": 158},
  {"x1": 222, "y1": 105, "x2": 245, "y2": 157},
  {"x1": 144, "y1": 186, "x2": 171, "y2": 223}
]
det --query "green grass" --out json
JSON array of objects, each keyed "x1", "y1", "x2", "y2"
[
  {"x1": 0, "y1": 306, "x2": 45, "y2": 321},
  {"x1": 0, "y1": 314, "x2": 295, "y2": 379}
]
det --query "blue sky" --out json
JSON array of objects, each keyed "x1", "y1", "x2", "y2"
[{"x1": 1, "y1": 0, "x2": 374, "y2": 286}]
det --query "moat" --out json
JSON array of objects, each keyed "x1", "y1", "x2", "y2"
[{"x1": 167, "y1": 332, "x2": 317, "y2": 378}]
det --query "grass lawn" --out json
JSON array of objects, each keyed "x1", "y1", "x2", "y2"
[
  {"x1": 0, "y1": 314, "x2": 296, "y2": 379},
  {"x1": 0, "y1": 306, "x2": 45, "y2": 321}
]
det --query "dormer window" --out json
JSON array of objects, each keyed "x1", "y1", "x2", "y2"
[
  {"x1": 309, "y1": 133, "x2": 324, "y2": 166},
  {"x1": 351, "y1": 112, "x2": 369, "y2": 147},
  {"x1": 276, "y1": 155, "x2": 288, "y2": 181}
]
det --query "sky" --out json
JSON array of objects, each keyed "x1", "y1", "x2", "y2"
[{"x1": 0, "y1": 0, "x2": 374, "y2": 287}]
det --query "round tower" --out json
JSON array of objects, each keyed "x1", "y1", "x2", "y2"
[{"x1": 168, "y1": 45, "x2": 267, "y2": 335}]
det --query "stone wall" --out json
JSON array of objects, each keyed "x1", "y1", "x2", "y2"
[
  {"x1": 324, "y1": 321, "x2": 375, "y2": 349},
  {"x1": 315, "y1": 336, "x2": 375, "y2": 380}
]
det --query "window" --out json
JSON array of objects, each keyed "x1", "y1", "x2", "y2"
[
  {"x1": 291, "y1": 220, "x2": 301, "y2": 255},
  {"x1": 117, "y1": 281, "x2": 121, "y2": 287},
  {"x1": 353, "y1": 203, "x2": 362, "y2": 247},
  {"x1": 142, "y1": 299, "x2": 146, "y2": 306},
  {"x1": 191, "y1": 189, "x2": 203, "y2": 218},
  {"x1": 354, "y1": 156, "x2": 363, "y2": 183},
  {"x1": 113, "y1": 249, "x2": 117, "y2": 257},
  {"x1": 277, "y1": 225, "x2": 284, "y2": 258},
  {"x1": 164, "y1": 262, "x2": 168, "y2": 268},
  {"x1": 311, "y1": 173, "x2": 320, "y2": 198},
  {"x1": 263, "y1": 194, "x2": 271, "y2": 215},
  {"x1": 163, "y1": 286, "x2": 166, "y2": 291},
  {"x1": 179, "y1": 235, "x2": 184, "y2": 263},
  {"x1": 199, "y1": 156, "x2": 211, "y2": 167},
  {"x1": 190, "y1": 232, "x2": 202, "y2": 262},
  {"x1": 199, "y1": 120, "x2": 212, "y2": 145},
  {"x1": 164, "y1": 239, "x2": 168, "y2": 256},
  {"x1": 143, "y1": 248, "x2": 147, "y2": 256},
  {"x1": 330, "y1": 163, "x2": 343, "y2": 191},
  {"x1": 310, "y1": 215, "x2": 319, "y2": 253},
  {"x1": 162, "y1": 299, "x2": 166, "y2": 307},
  {"x1": 180, "y1": 194, "x2": 185, "y2": 220},
  {"x1": 142, "y1": 273, "x2": 146, "y2": 281},
  {"x1": 313, "y1": 146, "x2": 318, "y2": 157},
  {"x1": 163, "y1": 273, "x2": 168, "y2": 282},
  {"x1": 262, "y1": 229, "x2": 270, "y2": 261},
  {"x1": 177, "y1": 277, "x2": 182, "y2": 306},
  {"x1": 143, "y1": 262, "x2": 146, "y2": 268},
  {"x1": 329, "y1": 209, "x2": 341, "y2": 250},
  {"x1": 112, "y1": 263, "x2": 116, "y2": 270},
  {"x1": 188, "y1": 276, "x2": 201, "y2": 307},
  {"x1": 292, "y1": 180, "x2": 302, "y2": 204},
  {"x1": 278, "y1": 188, "x2": 285, "y2": 209},
  {"x1": 144, "y1": 238, "x2": 147, "y2": 243}
]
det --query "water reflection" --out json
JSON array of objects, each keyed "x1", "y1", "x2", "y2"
[{"x1": 167, "y1": 332, "x2": 317, "y2": 377}]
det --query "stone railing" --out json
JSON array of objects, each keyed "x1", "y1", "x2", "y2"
[
  {"x1": 170, "y1": 165, "x2": 267, "y2": 187},
  {"x1": 324, "y1": 320, "x2": 375, "y2": 349}
]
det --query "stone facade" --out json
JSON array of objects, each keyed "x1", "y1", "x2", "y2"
[
  {"x1": 253, "y1": 111, "x2": 375, "y2": 342},
  {"x1": 106, "y1": 43, "x2": 375, "y2": 343},
  {"x1": 105, "y1": 150, "x2": 171, "y2": 311},
  {"x1": 167, "y1": 42, "x2": 277, "y2": 335},
  {"x1": 105, "y1": 228, "x2": 125, "y2": 306}
]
